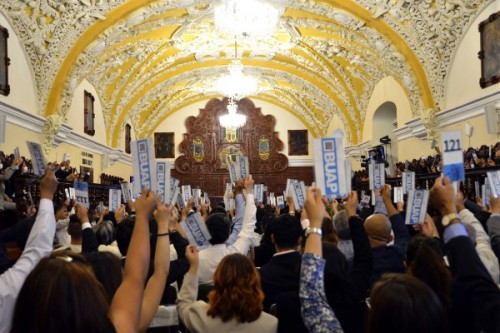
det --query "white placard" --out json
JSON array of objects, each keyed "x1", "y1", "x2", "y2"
[
  {"x1": 237, "y1": 156, "x2": 249, "y2": 179},
  {"x1": 229, "y1": 163, "x2": 238, "y2": 184},
  {"x1": 345, "y1": 160, "x2": 352, "y2": 194},
  {"x1": 441, "y1": 131, "x2": 464, "y2": 182},
  {"x1": 290, "y1": 180, "x2": 306, "y2": 209},
  {"x1": 14, "y1": 147, "x2": 20, "y2": 160},
  {"x1": 475, "y1": 180, "x2": 480, "y2": 199},
  {"x1": 27, "y1": 141, "x2": 47, "y2": 176},
  {"x1": 254, "y1": 184, "x2": 264, "y2": 204},
  {"x1": 225, "y1": 183, "x2": 232, "y2": 197},
  {"x1": 368, "y1": 162, "x2": 385, "y2": 190},
  {"x1": 482, "y1": 182, "x2": 491, "y2": 207},
  {"x1": 64, "y1": 188, "x2": 70, "y2": 199},
  {"x1": 277, "y1": 195, "x2": 285, "y2": 209},
  {"x1": 169, "y1": 186, "x2": 180, "y2": 206},
  {"x1": 285, "y1": 179, "x2": 295, "y2": 197},
  {"x1": 62, "y1": 153, "x2": 70, "y2": 162},
  {"x1": 74, "y1": 181, "x2": 90, "y2": 208},
  {"x1": 121, "y1": 182, "x2": 131, "y2": 203},
  {"x1": 192, "y1": 189, "x2": 201, "y2": 207},
  {"x1": 393, "y1": 187, "x2": 403, "y2": 203},
  {"x1": 130, "y1": 182, "x2": 136, "y2": 200},
  {"x1": 131, "y1": 138, "x2": 157, "y2": 195},
  {"x1": 69, "y1": 187, "x2": 76, "y2": 200},
  {"x1": 109, "y1": 189, "x2": 122, "y2": 212},
  {"x1": 360, "y1": 195, "x2": 371, "y2": 206},
  {"x1": 402, "y1": 172, "x2": 415, "y2": 195},
  {"x1": 180, "y1": 213, "x2": 211, "y2": 251},
  {"x1": 313, "y1": 137, "x2": 347, "y2": 198},
  {"x1": 176, "y1": 189, "x2": 185, "y2": 208},
  {"x1": 487, "y1": 171, "x2": 500, "y2": 198},
  {"x1": 181, "y1": 185, "x2": 192, "y2": 205},
  {"x1": 405, "y1": 190, "x2": 430, "y2": 225},
  {"x1": 168, "y1": 178, "x2": 180, "y2": 205},
  {"x1": 156, "y1": 161, "x2": 170, "y2": 205}
]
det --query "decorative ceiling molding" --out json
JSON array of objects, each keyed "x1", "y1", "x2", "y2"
[{"x1": 0, "y1": 0, "x2": 490, "y2": 148}]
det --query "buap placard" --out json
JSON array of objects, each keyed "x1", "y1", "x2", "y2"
[
  {"x1": 121, "y1": 182, "x2": 131, "y2": 203},
  {"x1": 402, "y1": 172, "x2": 415, "y2": 194},
  {"x1": 313, "y1": 137, "x2": 347, "y2": 198},
  {"x1": 156, "y1": 161, "x2": 171, "y2": 205},
  {"x1": 109, "y1": 189, "x2": 122, "y2": 212},
  {"x1": 131, "y1": 139, "x2": 157, "y2": 195},
  {"x1": 368, "y1": 162, "x2": 385, "y2": 190},
  {"x1": 180, "y1": 213, "x2": 211, "y2": 251},
  {"x1": 254, "y1": 184, "x2": 264, "y2": 204},
  {"x1": 27, "y1": 141, "x2": 47, "y2": 176},
  {"x1": 487, "y1": 171, "x2": 500, "y2": 198},
  {"x1": 291, "y1": 180, "x2": 306, "y2": 209},
  {"x1": 405, "y1": 189, "x2": 429, "y2": 225}
]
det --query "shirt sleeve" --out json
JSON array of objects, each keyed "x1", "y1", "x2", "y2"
[
  {"x1": 0, "y1": 199, "x2": 56, "y2": 332},
  {"x1": 226, "y1": 193, "x2": 245, "y2": 245},
  {"x1": 176, "y1": 271, "x2": 200, "y2": 330},
  {"x1": 300, "y1": 253, "x2": 344, "y2": 333},
  {"x1": 226, "y1": 194, "x2": 256, "y2": 256}
]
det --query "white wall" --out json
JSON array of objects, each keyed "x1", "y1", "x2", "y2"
[
  {"x1": 445, "y1": 0, "x2": 500, "y2": 109},
  {"x1": 0, "y1": 12, "x2": 39, "y2": 115}
]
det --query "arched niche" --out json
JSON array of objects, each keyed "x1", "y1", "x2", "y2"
[{"x1": 372, "y1": 102, "x2": 398, "y2": 167}]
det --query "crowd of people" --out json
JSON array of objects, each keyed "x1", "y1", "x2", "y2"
[
  {"x1": 0, "y1": 147, "x2": 500, "y2": 333},
  {"x1": 354, "y1": 142, "x2": 500, "y2": 182}
]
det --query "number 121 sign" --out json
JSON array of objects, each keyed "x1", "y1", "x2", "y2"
[{"x1": 441, "y1": 131, "x2": 464, "y2": 182}]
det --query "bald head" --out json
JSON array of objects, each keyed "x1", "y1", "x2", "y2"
[{"x1": 364, "y1": 214, "x2": 392, "y2": 247}]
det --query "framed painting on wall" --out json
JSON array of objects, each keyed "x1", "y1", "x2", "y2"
[
  {"x1": 288, "y1": 130, "x2": 308, "y2": 156},
  {"x1": 0, "y1": 25, "x2": 10, "y2": 96},
  {"x1": 154, "y1": 132, "x2": 175, "y2": 158},
  {"x1": 479, "y1": 10, "x2": 500, "y2": 88}
]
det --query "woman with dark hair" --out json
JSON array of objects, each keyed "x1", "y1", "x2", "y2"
[
  {"x1": 177, "y1": 249, "x2": 277, "y2": 333},
  {"x1": 368, "y1": 273, "x2": 448, "y2": 333}
]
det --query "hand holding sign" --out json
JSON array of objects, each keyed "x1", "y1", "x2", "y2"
[
  {"x1": 430, "y1": 176, "x2": 456, "y2": 216},
  {"x1": 153, "y1": 197, "x2": 174, "y2": 229},
  {"x1": 75, "y1": 204, "x2": 89, "y2": 223},
  {"x1": 40, "y1": 167, "x2": 58, "y2": 200},
  {"x1": 135, "y1": 189, "x2": 157, "y2": 219},
  {"x1": 345, "y1": 192, "x2": 358, "y2": 218},
  {"x1": 185, "y1": 245, "x2": 199, "y2": 273},
  {"x1": 244, "y1": 175, "x2": 254, "y2": 194},
  {"x1": 304, "y1": 187, "x2": 325, "y2": 228}
]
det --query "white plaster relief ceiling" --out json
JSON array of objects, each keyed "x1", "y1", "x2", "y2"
[{"x1": 0, "y1": 0, "x2": 490, "y2": 146}]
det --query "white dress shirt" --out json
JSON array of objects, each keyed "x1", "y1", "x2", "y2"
[
  {"x1": 0, "y1": 199, "x2": 56, "y2": 333},
  {"x1": 197, "y1": 193, "x2": 256, "y2": 284}
]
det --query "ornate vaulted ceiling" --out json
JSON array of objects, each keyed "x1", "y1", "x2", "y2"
[{"x1": 0, "y1": 0, "x2": 489, "y2": 148}]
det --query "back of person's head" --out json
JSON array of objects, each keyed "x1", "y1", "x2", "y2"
[
  {"x1": 270, "y1": 214, "x2": 303, "y2": 250},
  {"x1": 206, "y1": 213, "x2": 231, "y2": 245},
  {"x1": 84, "y1": 251, "x2": 123, "y2": 303},
  {"x1": 321, "y1": 217, "x2": 338, "y2": 245},
  {"x1": 259, "y1": 213, "x2": 276, "y2": 245},
  {"x1": 116, "y1": 216, "x2": 135, "y2": 256},
  {"x1": 67, "y1": 215, "x2": 83, "y2": 241},
  {"x1": 11, "y1": 253, "x2": 113, "y2": 333},
  {"x1": 368, "y1": 273, "x2": 448, "y2": 333},
  {"x1": 209, "y1": 206, "x2": 227, "y2": 216},
  {"x1": 207, "y1": 253, "x2": 264, "y2": 323},
  {"x1": 94, "y1": 220, "x2": 116, "y2": 246},
  {"x1": 333, "y1": 210, "x2": 351, "y2": 240},
  {"x1": 15, "y1": 217, "x2": 36, "y2": 250},
  {"x1": 406, "y1": 234, "x2": 451, "y2": 310},
  {"x1": 364, "y1": 213, "x2": 392, "y2": 246}
]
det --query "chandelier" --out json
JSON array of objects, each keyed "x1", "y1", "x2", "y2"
[
  {"x1": 214, "y1": 0, "x2": 285, "y2": 39},
  {"x1": 215, "y1": 59, "x2": 258, "y2": 101},
  {"x1": 219, "y1": 98, "x2": 247, "y2": 129}
]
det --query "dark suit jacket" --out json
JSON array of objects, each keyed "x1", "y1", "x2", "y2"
[
  {"x1": 259, "y1": 251, "x2": 301, "y2": 312},
  {"x1": 447, "y1": 235, "x2": 500, "y2": 333}
]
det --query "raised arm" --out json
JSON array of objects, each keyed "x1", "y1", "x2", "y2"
[
  {"x1": 487, "y1": 196, "x2": 500, "y2": 265},
  {"x1": 76, "y1": 204, "x2": 98, "y2": 253},
  {"x1": 177, "y1": 245, "x2": 200, "y2": 331},
  {"x1": 300, "y1": 187, "x2": 343, "y2": 333},
  {"x1": 226, "y1": 180, "x2": 245, "y2": 245},
  {"x1": 138, "y1": 199, "x2": 173, "y2": 333},
  {"x1": 227, "y1": 176, "x2": 256, "y2": 255},
  {"x1": 109, "y1": 189, "x2": 155, "y2": 333},
  {"x1": 0, "y1": 167, "x2": 57, "y2": 332}
]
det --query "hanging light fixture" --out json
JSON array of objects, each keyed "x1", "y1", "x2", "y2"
[
  {"x1": 214, "y1": 0, "x2": 285, "y2": 39},
  {"x1": 215, "y1": 41, "x2": 258, "y2": 101},
  {"x1": 219, "y1": 98, "x2": 247, "y2": 129}
]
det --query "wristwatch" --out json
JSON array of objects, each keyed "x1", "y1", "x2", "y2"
[
  {"x1": 305, "y1": 227, "x2": 322, "y2": 238},
  {"x1": 441, "y1": 213, "x2": 460, "y2": 227}
]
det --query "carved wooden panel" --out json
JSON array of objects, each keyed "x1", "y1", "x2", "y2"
[{"x1": 175, "y1": 98, "x2": 288, "y2": 176}]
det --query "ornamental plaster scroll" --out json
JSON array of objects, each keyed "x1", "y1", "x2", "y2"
[
  {"x1": 420, "y1": 108, "x2": 439, "y2": 142},
  {"x1": 42, "y1": 113, "x2": 64, "y2": 155}
]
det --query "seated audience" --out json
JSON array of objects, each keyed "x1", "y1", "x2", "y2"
[{"x1": 177, "y1": 249, "x2": 277, "y2": 333}]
